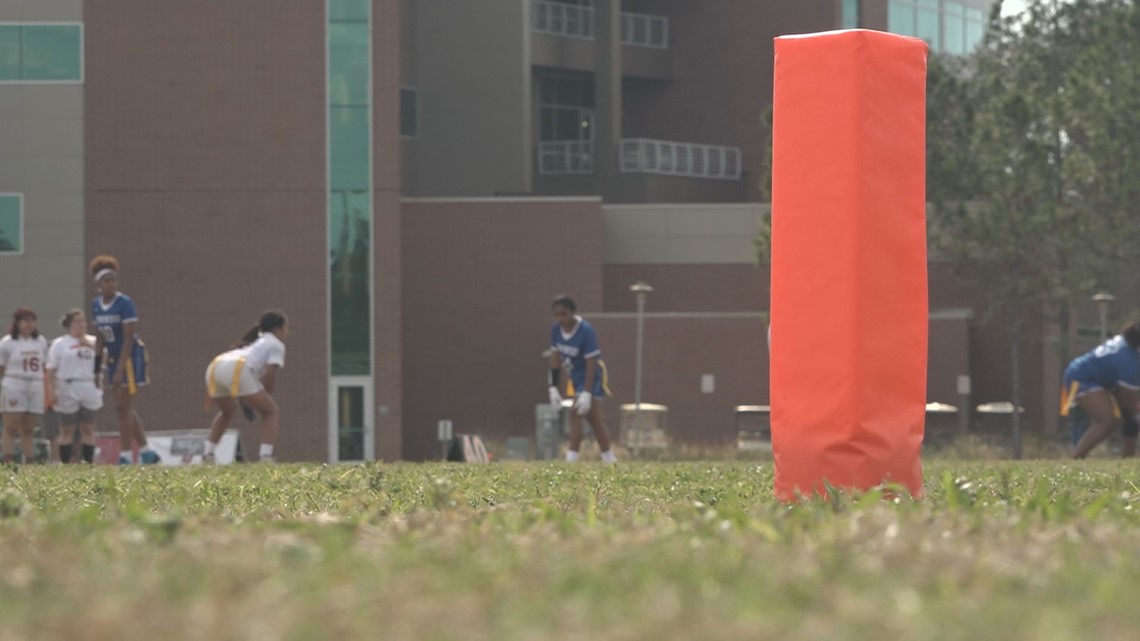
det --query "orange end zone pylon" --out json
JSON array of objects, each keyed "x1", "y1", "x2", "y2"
[{"x1": 770, "y1": 30, "x2": 928, "y2": 500}]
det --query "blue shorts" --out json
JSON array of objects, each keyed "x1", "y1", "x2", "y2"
[
  {"x1": 567, "y1": 360, "x2": 611, "y2": 399},
  {"x1": 106, "y1": 340, "x2": 149, "y2": 393}
]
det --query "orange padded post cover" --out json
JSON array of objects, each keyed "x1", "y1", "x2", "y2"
[{"x1": 770, "y1": 30, "x2": 928, "y2": 500}]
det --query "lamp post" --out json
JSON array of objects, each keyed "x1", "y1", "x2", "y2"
[
  {"x1": 630, "y1": 281, "x2": 653, "y2": 457},
  {"x1": 1093, "y1": 292, "x2": 1115, "y2": 343}
]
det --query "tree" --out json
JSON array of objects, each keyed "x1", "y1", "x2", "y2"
[{"x1": 928, "y1": 0, "x2": 1140, "y2": 457}]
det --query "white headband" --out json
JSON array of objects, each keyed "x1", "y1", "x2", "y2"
[{"x1": 94, "y1": 268, "x2": 116, "y2": 284}]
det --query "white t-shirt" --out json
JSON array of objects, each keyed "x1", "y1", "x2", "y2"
[
  {"x1": 239, "y1": 332, "x2": 286, "y2": 380},
  {"x1": 0, "y1": 335, "x2": 50, "y2": 381},
  {"x1": 47, "y1": 334, "x2": 99, "y2": 382}
]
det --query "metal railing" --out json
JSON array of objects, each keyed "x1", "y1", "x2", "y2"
[
  {"x1": 532, "y1": 1, "x2": 594, "y2": 39},
  {"x1": 531, "y1": 2, "x2": 669, "y2": 49},
  {"x1": 620, "y1": 139, "x2": 742, "y2": 180},
  {"x1": 539, "y1": 140, "x2": 594, "y2": 175},
  {"x1": 620, "y1": 11, "x2": 668, "y2": 49}
]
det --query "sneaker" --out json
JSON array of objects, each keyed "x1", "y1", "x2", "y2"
[
  {"x1": 139, "y1": 450, "x2": 161, "y2": 465},
  {"x1": 118, "y1": 453, "x2": 133, "y2": 465},
  {"x1": 200, "y1": 453, "x2": 215, "y2": 465},
  {"x1": 260, "y1": 456, "x2": 275, "y2": 464}
]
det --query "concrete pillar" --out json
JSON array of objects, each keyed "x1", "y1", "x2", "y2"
[{"x1": 594, "y1": 0, "x2": 622, "y2": 185}]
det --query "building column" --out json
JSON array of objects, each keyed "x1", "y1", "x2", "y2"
[{"x1": 594, "y1": 0, "x2": 622, "y2": 186}]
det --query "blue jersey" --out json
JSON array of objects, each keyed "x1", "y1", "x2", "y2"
[
  {"x1": 551, "y1": 317, "x2": 605, "y2": 393},
  {"x1": 92, "y1": 293, "x2": 141, "y2": 352},
  {"x1": 1065, "y1": 335, "x2": 1140, "y2": 392}
]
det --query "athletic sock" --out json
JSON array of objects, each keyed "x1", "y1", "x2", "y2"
[
  {"x1": 601, "y1": 449, "x2": 617, "y2": 464},
  {"x1": 59, "y1": 444, "x2": 73, "y2": 464},
  {"x1": 259, "y1": 443, "x2": 274, "y2": 459},
  {"x1": 203, "y1": 441, "x2": 217, "y2": 456},
  {"x1": 565, "y1": 450, "x2": 580, "y2": 463},
  {"x1": 81, "y1": 444, "x2": 95, "y2": 464}
]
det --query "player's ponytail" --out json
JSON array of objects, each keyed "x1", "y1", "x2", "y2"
[
  {"x1": 1122, "y1": 320, "x2": 1140, "y2": 349},
  {"x1": 234, "y1": 325, "x2": 262, "y2": 349},
  {"x1": 232, "y1": 309, "x2": 287, "y2": 349}
]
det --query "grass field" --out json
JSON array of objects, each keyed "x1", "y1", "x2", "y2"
[{"x1": 2, "y1": 460, "x2": 1139, "y2": 641}]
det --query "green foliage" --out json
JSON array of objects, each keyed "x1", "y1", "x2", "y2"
[
  {"x1": 2, "y1": 462, "x2": 1140, "y2": 640},
  {"x1": 929, "y1": 0, "x2": 1140, "y2": 320}
]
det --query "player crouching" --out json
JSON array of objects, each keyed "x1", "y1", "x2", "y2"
[{"x1": 202, "y1": 310, "x2": 288, "y2": 463}]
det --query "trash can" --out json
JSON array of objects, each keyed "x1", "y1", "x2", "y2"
[
  {"x1": 735, "y1": 405, "x2": 771, "y2": 452},
  {"x1": 535, "y1": 404, "x2": 563, "y2": 460},
  {"x1": 975, "y1": 402, "x2": 1024, "y2": 435},
  {"x1": 620, "y1": 403, "x2": 668, "y2": 449},
  {"x1": 505, "y1": 437, "x2": 532, "y2": 461}
]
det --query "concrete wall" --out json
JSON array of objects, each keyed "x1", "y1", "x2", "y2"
[
  {"x1": 407, "y1": 0, "x2": 531, "y2": 197},
  {"x1": 400, "y1": 197, "x2": 604, "y2": 459},
  {"x1": 589, "y1": 312, "x2": 769, "y2": 445},
  {"x1": 0, "y1": 0, "x2": 86, "y2": 321},
  {"x1": 602, "y1": 202, "x2": 763, "y2": 264}
]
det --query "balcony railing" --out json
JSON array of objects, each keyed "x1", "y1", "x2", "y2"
[
  {"x1": 621, "y1": 11, "x2": 668, "y2": 49},
  {"x1": 532, "y1": 0, "x2": 594, "y2": 39},
  {"x1": 539, "y1": 140, "x2": 594, "y2": 175},
  {"x1": 531, "y1": 1, "x2": 669, "y2": 49},
  {"x1": 621, "y1": 139, "x2": 742, "y2": 180}
]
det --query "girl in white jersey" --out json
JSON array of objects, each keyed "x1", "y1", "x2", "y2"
[
  {"x1": 0, "y1": 307, "x2": 51, "y2": 463},
  {"x1": 46, "y1": 309, "x2": 102, "y2": 464},
  {"x1": 202, "y1": 310, "x2": 288, "y2": 463}
]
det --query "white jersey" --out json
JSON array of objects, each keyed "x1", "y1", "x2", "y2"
[
  {"x1": 47, "y1": 334, "x2": 99, "y2": 382},
  {"x1": 0, "y1": 334, "x2": 49, "y2": 381},
  {"x1": 238, "y1": 332, "x2": 286, "y2": 380}
]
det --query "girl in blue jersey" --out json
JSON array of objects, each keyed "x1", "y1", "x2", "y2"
[
  {"x1": 90, "y1": 255, "x2": 159, "y2": 464},
  {"x1": 1062, "y1": 321, "x2": 1140, "y2": 458},
  {"x1": 547, "y1": 295, "x2": 617, "y2": 463}
]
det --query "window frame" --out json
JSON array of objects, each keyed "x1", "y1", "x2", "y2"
[
  {"x1": 400, "y1": 86, "x2": 419, "y2": 139},
  {"x1": 0, "y1": 193, "x2": 24, "y2": 256},
  {"x1": 0, "y1": 22, "x2": 84, "y2": 85}
]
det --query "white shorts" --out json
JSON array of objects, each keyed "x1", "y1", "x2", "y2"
[
  {"x1": 1, "y1": 377, "x2": 46, "y2": 415},
  {"x1": 205, "y1": 354, "x2": 262, "y2": 398},
  {"x1": 55, "y1": 379, "x2": 104, "y2": 414}
]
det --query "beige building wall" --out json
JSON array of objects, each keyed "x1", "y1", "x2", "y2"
[
  {"x1": 0, "y1": 0, "x2": 86, "y2": 322},
  {"x1": 405, "y1": 0, "x2": 531, "y2": 197},
  {"x1": 603, "y1": 203, "x2": 765, "y2": 264}
]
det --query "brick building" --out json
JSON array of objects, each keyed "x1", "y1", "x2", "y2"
[{"x1": 1, "y1": 0, "x2": 1068, "y2": 461}]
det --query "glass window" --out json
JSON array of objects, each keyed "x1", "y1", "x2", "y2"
[
  {"x1": 329, "y1": 190, "x2": 371, "y2": 376},
  {"x1": 944, "y1": 8, "x2": 966, "y2": 55},
  {"x1": 328, "y1": 22, "x2": 369, "y2": 106},
  {"x1": 842, "y1": 0, "x2": 860, "y2": 28},
  {"x1": 916, "y1": 7, "x2": 940, "y2": 50},
  {"x1": 0, "y1": 24, "x2": 82, "y2": 83},
  {"x1": 327, "y1": 0, "x2": 372, "y2": 377},
  {"x1": 400, "y1": 87, "x2": 417, "y2": 137},
  {"x1": 0, "y1": 194, "x2": 21, "y2": 254},
  {"x1": 336, "y1": 386, "x2": 365, "y2": 461},
  {"x1": 888, "y1": 2, "x2": 916, "y2": 37},
  {"x1": 329, "y1": 106, "x2": 370, "y2": 191},
  {"x1": 965, "y1": 18, "x2": 985, "y2": 50},
  {"x1": 329, "y1": 0, "x2": 369, "y2": 22}
]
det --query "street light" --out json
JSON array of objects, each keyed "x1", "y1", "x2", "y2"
[
  {"x1": 1093, "y1": 292, "x2": 1115, "y2": 343},
  {"x1": 630, "y1": 281, "x2": 653, "y2": 457}
]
